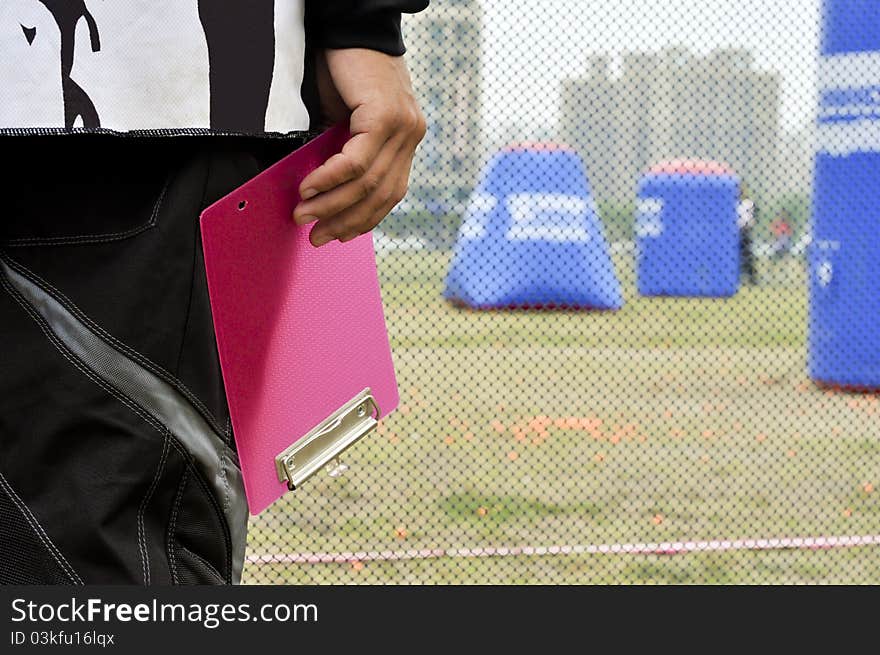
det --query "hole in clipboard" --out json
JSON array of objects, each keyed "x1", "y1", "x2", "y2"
[{"x1": 237, "y1": 200, "x2": 248, "y2": 211}]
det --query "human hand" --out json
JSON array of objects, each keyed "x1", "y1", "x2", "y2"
[{"x1": 293, "y1": 48, "x2": 426, "y2": 247}]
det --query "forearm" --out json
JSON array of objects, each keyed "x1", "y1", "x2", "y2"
[{"x1": 302, "y1": 1, "x2": 428, "y2": 127}]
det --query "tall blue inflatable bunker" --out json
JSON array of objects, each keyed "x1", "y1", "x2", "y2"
[
  {"x1": 443, "y1": 143, "x2": 623, "y2": 309},
  {"x1": 635, "y1": 160, "x2": 740, "y2": 297},
  {"x1": 810, "y1": 0, "x2": 880, "y2": 389}
]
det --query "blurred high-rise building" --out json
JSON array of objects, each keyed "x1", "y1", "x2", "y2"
[
  {"x1": 560, "y1": 47, "x2": 781, "y2": 208},
  {"x1": 402, "y1": 0, "x2": 484, "y2": 215}
]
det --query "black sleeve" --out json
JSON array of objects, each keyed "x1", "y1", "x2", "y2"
[{"x1": 305, "y1": 1, "x2": 430, "y2": 56}]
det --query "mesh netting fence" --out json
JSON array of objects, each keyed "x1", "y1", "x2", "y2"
[{"x1": 245, "y1": 0, "x2": 880, "y2": 584}]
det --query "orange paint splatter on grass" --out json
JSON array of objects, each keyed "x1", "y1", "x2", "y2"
[
  {"x1": 593, "y1": 452, "x2": 606, "y2": 463},
  {"x1": 842, "y1": 508, "x2": 853, "y2": 518},
  {"x1": 507, "y1": 451, "x2": 519, "y2": 461},
  {"x1": 463, "y1": 432, "x2": 474, "y2": 442},
  {"x1": 863, "y1": 482, "x2": 875, "y2": 494},
  {"x1": 491, "y1": 420, "x2": 506, "y2": 433},
  {"x1": 444, "y1": 435, "x2": 455, "y2": 445},
  {"x1": 652, "y1": 514, "x2": 664, "y2": 525},
  {"x1": 529, "y1": 415, "x2": 553, "y2": 431},
  {"x1": 394, "y1": 527, "x2": 408, "y2": 540},
  {"x1": 476, "y1": 507, "x2": 488, "y2": 517},
  {"x1": 786, "y1": 449, "x2": 797, "y2": 458},
  {"x1": 755, "y1": 433, "x2": 767, "y2": 443},
  {"x1": 351, "y1": 560, "x2": 364, "y2": 571}
]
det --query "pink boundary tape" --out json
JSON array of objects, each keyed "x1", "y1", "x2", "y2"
[{"x1": 247, "y1": 534, "x2": 880, "y2": 565}]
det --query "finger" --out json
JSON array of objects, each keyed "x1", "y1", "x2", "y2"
[
  {"x1": 310, "y1": 150, "x2": 413, "y2": 243},
  {"x1": 337, "y1": 230, "x2": 363, "y2": 244},
  {"x1": 309, "y1": 196, "x2": 390, "y2": 247},
  {"x1": 294, "y1": 137, "x2": 406, "y2": 224},
  {"x1": 297, "y1": 130, "x2": 387, "y2": 202},
  {"x1": 310, "y1": 171, "x2": 410, "y2": 247}
]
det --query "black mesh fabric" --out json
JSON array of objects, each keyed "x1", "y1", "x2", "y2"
[
  {"x1": 0, "y1": 478, "x2": 75, "y2": 585},
  {"x1": 168, "y1": 468, "x2": 231, "y2": 585}
]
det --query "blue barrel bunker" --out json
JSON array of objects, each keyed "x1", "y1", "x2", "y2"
[
  {"x1": 810, "y1": 0, "x2": 880, "y2": 389},
  {"x1": 635, "y1": 160, "x2": 740, "y2": 297}
]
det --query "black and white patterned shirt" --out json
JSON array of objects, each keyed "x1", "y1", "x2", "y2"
[{"x1": 0, "y1": 1, "x2": 427, "y2": 136}]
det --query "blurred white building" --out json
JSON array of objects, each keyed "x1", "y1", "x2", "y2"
[
  {"x1": 560, "y1": 47, "x2": 782, "y2": 206},
  {"x1": 402, "y1": 0, "x2": 484, "y2": 215}
]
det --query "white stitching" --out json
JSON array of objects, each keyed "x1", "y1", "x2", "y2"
[
  {"x1": 0, "y1": 470, "x2": 83, "y2": 585},
  {"x1": 2, "y1": 273, "x2": 235, "y2": 582},
  {"x1": 3, "y1": 254, "x2": 224, "y2": 435},
  {"x1": 3, "y1": 178, "x2": 169, "y2": 247},
  {"x1": 220, "y1": 455, "x2": 230, "y2": 513},
  {"x1": 175, "y1": 544, "x2": 226, "y2": 584},
  {"x1": 2, "y1": 274, "x2": 169, "y2": 583},
  {"x1": 138, "y1": 432, "x2": 170, "y2": 585},
  {"x1": 0, "y1": 254, "x2": 225, "y2": 438},
  {"x1": 166, "y1": 468, "x2": 189, "y2": 584}
]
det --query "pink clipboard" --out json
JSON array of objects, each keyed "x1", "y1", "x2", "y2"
[{"x1": 199, "y1": 123, "x2": 399, "y2": 515}]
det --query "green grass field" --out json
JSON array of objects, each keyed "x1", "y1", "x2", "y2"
[{"x1": 243, "y1": 250, "x2": 880, "y2": 584}]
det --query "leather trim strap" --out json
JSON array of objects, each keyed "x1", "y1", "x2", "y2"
[{"x1": 0, "y1": 255, "x2": 248, "y2": 584}]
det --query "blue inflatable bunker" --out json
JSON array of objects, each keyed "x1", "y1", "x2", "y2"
[
  {"x1": 809, "y1": 0, "x2": 880, "y2": 389},
  {"x1": 635, "y1": 160, "x2": 740, "y2": 297},
  {"x1": 443, "y1": 143, "x2": 623, "y2": 309}
]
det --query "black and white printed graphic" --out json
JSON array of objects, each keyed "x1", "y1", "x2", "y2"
[
  {"x1": 198, "y1": 1, "x2": 275, "y2": 134},
  {"x1": 0, "y1": 0, "x2": 309, "y2": 134},
  {"x1": 37, "y1": 0, "x2": 101, "y2": 129}
]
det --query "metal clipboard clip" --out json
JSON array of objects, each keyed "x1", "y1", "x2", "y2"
[{"x1": 274, "y1": 388, "x2": 380, "y2": 491}]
